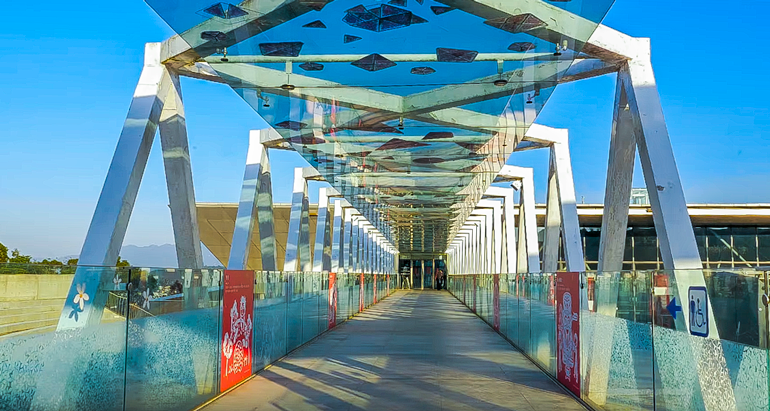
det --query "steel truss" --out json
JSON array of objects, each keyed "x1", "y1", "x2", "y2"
[{"x1": 44, "y1": 2, "x2": 737, "y2": 410}]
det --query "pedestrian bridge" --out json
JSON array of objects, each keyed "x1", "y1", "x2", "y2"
[{"x1": 3, "y1": 0, "x2": 767, "y2": 409}]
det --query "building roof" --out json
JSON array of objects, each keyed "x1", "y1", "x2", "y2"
[{"x1": 198, "y1": 203, "x2": 770, "y2": 267}]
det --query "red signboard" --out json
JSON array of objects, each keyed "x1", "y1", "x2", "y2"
[
  {"x1": 556, "y1": 272, "x2": 580, "y2": 396},
  {"x1": 359, "y1": 273, "x2": 365, "y2": 312},
  {"x1": 328, "y1": 272, "x2": 337, "y2": 329},
  {"x1": 374, "y1": 274, "x2": 378, "y2": 303},
  {"x1": 493, "y1": 274, "x2": 500, "y2": 330},
  {"x1": 221, "y1": 270, "x2": 254, "y2": 392}
]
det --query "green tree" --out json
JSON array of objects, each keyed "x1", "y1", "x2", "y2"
[
  {"x1": 66, "y1": 258, "x2": 79, "y2": 266},
  {"x1": 40, "y1": 259, "x2": 63, "y2": 265},
  {"x1": 116, "y1": 256, "x2": 131, "y2": 267},
  {"x1": 9, "y1": 249, "x2": 32, "y2": 264},
  {"x1": 0, "y1": 242, "x2": 8, "y2": 263}
]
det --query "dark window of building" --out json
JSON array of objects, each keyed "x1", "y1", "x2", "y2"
[
  {"x1": 633, "y1": 227, "x2": 658, "y2": 267},
  {"x1": 622, "y1": 263, "x2": 633, "y2": 271},
  {"x1": 537, "y1": 227, "x2": 545, "y2": 261},
  {"x1": 624, "y1": 227, "x2": 633, "y2": 264},
  {"x1": 707, "y1": 227, "x2": 732, "y2": 268},
  {"x1": 732, "y1": 227, "x2": 757, "y2": 267},
  {"x1": 582, "y1": 227, "x2": 601, "y2": 264},
  {"x1": 694, "y1": 227, "x2": 707, "y2": 264},
  {"x1": 758, "y1": 227, "x2": 770, "y2": 262}
]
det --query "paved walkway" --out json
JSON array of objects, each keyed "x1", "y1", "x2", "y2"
[{"x1": 204, "y1": 291, "x2": 586, "y2": 411}]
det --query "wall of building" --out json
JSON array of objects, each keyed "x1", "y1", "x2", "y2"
[{"x1": 0, "y1": 274, "x2": 73, "y2": 303}]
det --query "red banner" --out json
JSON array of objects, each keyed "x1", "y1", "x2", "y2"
[
  {"x1": 328, "y1": 272, "x2": 337, "y2": 329},
  {"x1": 493, "y1": 274, "x2": 500, "y2": 330},
  {"x1": 556, "y1": 272, "x2": 580, "y2": 396},
  {"x1": 359, "y1": 273, "x2": 365, "y2": 312},
  {"x1": 386, "y1": 273, "x2": 390, "y2": 295},
  {"x1": 374, "y1": 274, "x2": 378, "y2": 303},
  {"x1": 221, "y1": 270, "x2": 254, "y2": 392}
]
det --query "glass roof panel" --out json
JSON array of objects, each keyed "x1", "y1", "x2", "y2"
[{"x1": 146, "y1": 0, "x2": 615, "y2": 253}]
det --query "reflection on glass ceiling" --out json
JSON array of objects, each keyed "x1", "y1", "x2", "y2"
[{"x1": 146, "y1": 0, "x2": 614, "y2": 254}]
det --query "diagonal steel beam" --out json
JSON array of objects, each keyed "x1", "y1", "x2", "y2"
[{"x1": 161, "y1": 0, "x2": 332, "y2": 69}]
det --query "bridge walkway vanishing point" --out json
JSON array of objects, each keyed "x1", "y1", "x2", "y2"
[{"x1": 203, "y1": 290, "x2": 585, "y2": 411}]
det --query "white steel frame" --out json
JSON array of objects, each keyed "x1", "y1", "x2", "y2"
[{"x1": 51, "y1": 5, "x2": 734, "y2": 410}]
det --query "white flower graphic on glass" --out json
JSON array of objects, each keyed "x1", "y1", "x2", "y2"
[
  {"x1": 113, "y1": 275, "x2": 121, "y2": 290},
  {"x1": 142, "y1": 289, "x2": 151, "y2": 309},
  {"x1": 73, "y1": 283, "x2": 89, "y2": 310}
]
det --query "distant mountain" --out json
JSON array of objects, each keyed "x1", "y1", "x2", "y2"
[
  {"x1": 56, "y1": 244, "x2": 223, "y2": 268},
  {"x1": 119, "y1": 244, "x2": 178, "y2": 268},
  {"x1": 119, "y1": 244, "x2": 223, "y2": 268}
]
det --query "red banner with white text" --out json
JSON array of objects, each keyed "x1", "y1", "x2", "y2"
[
  {"x1": 556, "y1": 272, "x2": 580, "y2": 396},
  {"x1": 221, "y1": 270, "x2": 254, "y2": 392}
]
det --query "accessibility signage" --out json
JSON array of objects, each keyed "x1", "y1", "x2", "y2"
[{"x1": 688, "y1": 286, "x2": 709, "y2": 337}]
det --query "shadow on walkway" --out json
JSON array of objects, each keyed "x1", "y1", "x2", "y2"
[{"x1": 204, "y1": 291, "x2": 585, "y2": 411}]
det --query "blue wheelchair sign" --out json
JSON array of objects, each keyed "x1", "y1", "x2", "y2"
[{"x1": 688, "y1": 286, "x2": 709, "y2": 337}]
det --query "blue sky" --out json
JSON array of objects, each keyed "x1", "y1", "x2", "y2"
[{"x1": 0, "y1": 0, "x2": 768, "y2": 259}]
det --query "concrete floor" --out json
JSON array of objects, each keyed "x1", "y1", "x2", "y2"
[{"x1": 204, "y1": 290, "x2": 586, "y2": 411}]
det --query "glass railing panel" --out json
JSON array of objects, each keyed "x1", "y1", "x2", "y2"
[
  {"x1": 354, "y1": 274, "x2": 362, "y2": 314},
  {"x1": 337, "y1": 273, "x2": 349, "y2": 323},
  {"x1": 499, "y1": 274, "x2": 508, "y2": 337},
  {"x1": 301, "y1": 272, "x2": 319, "y2": 346},
  {"x1": 529, "y1": 272, "x2": 556, "y2": 374},
  {"x1": 364, "y1": 273, "x2": 370, "y2": 308},
  {"x1": 319, "y1": 273, "x2": 329, "y2": 334},
  {"x1": 652, "y1": 269, "x2": 770, "y2": 411},
  {"x1": 286, "y1": 272, "x2": 303, "y2": 351},
  {"x1": 505, "y1": 274, "x2": 519, "y2": 346},
  {"x1": 478, "y1": 275, "x2": 485, "y2": 320},
  {"x1": 253, "y1": 271, "x2": 288, "y2": 371},
  {"x1": 518, "y1": 274, "x2": 531, "y2": 353},
  {"x1": 581, "y1": 271, "x2": 654, "y2": 410},
  {"x1": 0, "y1": 265, "x2": 127, "y2": 411},
  {"x1": 124, "y1": 267, "x2": 222, "y2": 411},
  {"x1": 481, "y1": 275, "x2": 488, "y2": 326}
]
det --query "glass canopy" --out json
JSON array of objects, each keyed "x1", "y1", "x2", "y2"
[{"x1": 145, "y1": 0, "x2": 615, "y2": 253}]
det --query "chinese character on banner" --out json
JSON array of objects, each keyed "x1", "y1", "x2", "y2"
[
  {"x1": 328, "y1": 273, "x2": 337, "y2": 329},
  {"x1": 221, "y1": 270, "x2": 255, "y2": 392},
  {"x1": 556, "y1": 272, "x2": 580, "y2": 396}
]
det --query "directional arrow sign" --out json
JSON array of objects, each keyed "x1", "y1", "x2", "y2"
[{"x1": 667, "y1": 297, "x2": 682, "y2": 320}]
